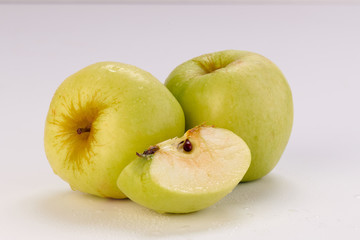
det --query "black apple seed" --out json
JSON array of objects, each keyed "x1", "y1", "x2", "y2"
[{"x1": 183, "y1": 139, "x2": 192, "y2": 152}]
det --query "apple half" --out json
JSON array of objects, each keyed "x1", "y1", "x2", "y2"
[{"x1": 117, "y1": 125, "x2": 251, "y2": 213}]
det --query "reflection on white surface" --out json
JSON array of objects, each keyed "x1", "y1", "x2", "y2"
[
  {"x1": 9, "y1": 170, "x2": 358, "y2": 239},
  {"x1": 28, "y1": 175, "x2": 289, "y2": 238}
]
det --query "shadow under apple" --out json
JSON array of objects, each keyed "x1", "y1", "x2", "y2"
[{"x1": 32, "y1": 173, "x2": 293, "y2": 237}]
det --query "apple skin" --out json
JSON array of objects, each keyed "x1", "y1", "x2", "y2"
[
  {"x1": 44, "y1": 62, "x2": 185, "y2": 199},
  {"x1": 165, "y1": 50, "x2": 293, "y2": 181}
]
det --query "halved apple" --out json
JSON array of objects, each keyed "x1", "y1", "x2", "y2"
[{"x1": 117, "y1": 125, "x2": 251, "y2": 213}]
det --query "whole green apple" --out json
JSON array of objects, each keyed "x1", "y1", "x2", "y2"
[
  {"x1": 44, "y1": 62, "x2": 185, "y2": 198},
  {"x1": 165, "y1": 50, "x2": 293, "y2": 181},
  {"x1": 118, "y1": 125, "x2": 251, "y2": 213}
]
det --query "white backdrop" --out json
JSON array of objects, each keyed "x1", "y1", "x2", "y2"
[{"x1": 0, "y1": 3, "x2": 359, "y2": 240}]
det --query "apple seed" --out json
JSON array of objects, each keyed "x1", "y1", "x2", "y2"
[{"x1": 183, "y1": 139, "x2": 192, "y2": 152}]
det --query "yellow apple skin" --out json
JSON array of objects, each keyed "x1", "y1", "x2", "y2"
[
  {"x1": 165, "y1": 50, "x2": 293, "y2": 181},
  {"x1": 44, "y1": 62, "x2": 185, "y2": 199}
]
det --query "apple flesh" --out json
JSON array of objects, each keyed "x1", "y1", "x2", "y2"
[
  {"x1": 165, "y1": 50, "x2": 293, "y2": 181},
  {"x1": 117, "y1": 125, "x2": 251, "y2": 213},
  {"x1": 44, "y1": 62, "x2": 185, "y2": 199}
]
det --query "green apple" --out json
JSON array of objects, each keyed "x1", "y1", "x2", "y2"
[
  {"x1": 117, "y1": 125, "x2": 251, "y2": 213},
  {"x1": 44, "y1": 62, "x2": 185, "y2": 199},
  {"x1": 165, "y1": 50, "x2": 293, "y2": 181}
]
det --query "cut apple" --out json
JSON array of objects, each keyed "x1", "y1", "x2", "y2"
[{"x1": 117, "y1": 125, "x2": 251, "y2": 213}]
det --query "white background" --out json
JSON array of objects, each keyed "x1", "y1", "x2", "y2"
[{"x1": 1, "y1": 2, "x2": 359, "y2": 240}]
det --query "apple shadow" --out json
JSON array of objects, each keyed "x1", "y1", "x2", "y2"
[{"x1": 32, "y1": 174, "x2": 293, "y2": 237}]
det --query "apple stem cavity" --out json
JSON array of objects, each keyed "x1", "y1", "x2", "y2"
[{"x1": 77, "y1": 127, "x2": 91, "y2": 135}]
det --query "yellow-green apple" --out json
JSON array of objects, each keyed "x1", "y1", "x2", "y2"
[
  {"x1": 165, "y1": 50, "x2": 293, "y2": 181},
  {"x1": 117, "y1": 125, "x2": 251, "y2": 213},
  {"x1": 44, "y1": 62, "x2": 185, "y2": 199}
]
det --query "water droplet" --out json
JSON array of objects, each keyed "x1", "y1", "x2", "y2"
[{"x1": 354, "y1": 194, "x2": 360, "y2": 199}]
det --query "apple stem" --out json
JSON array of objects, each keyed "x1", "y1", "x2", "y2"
[{"x1": 77, "y1": 127, "x2": 91, "y2": 135}]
